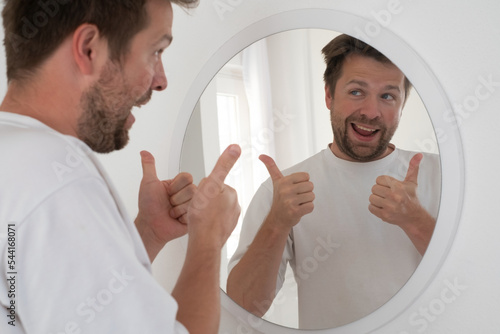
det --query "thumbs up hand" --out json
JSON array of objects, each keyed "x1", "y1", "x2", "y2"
[
  {"x1": 260, "y1": 155, "x2": 315, "y2": 230},
  {"x1": 369, "y1": 153, "x2": 435, "y2": 254},
  {"x1": 135, "y1": 150, "x2": 197, "y2": 261}
]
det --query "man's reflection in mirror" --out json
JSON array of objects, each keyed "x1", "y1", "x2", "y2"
[{"x1": 226, "y1": 34, "x2": 441, "y2": 329}]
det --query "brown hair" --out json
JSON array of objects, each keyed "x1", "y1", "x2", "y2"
[
  {"x1": 322, "y1": 34, "x2": 412, "y2": 101},
  {"x1": 2, "y1": 0, "x2": 198, "y2": 83}
]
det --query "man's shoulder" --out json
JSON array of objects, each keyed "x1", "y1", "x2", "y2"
[
  {"x1": 0, "y1": 113, "x2": 78, "y2": 149},
  {"x1": 281, "y1": 149, "x2": 327, "y2": 176},
  {"x1": 0, "y1": 114, "x2": 104, "y2": 209},
  {"x1": 395, "y1": 147, "x2": 439, "y2": 157},
  {"x1": 395, "y1": 148, "x2": 440, "y2": 168},
  {"x1": 393, "y1": 148, "x2": 441, "y2": 187}
]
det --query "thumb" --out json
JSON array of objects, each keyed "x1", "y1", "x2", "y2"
[
  {"x1": 259, "y1": 154, "x2": 284, "y2": 181},
  {"x1": 140, "y1": 150, "x2": 159, "y2": 182},
  {"x1": 405, "y1": 153, "x2": 423, "y2": 184}
]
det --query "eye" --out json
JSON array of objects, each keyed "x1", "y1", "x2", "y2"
[
  {"x1": 154, "y1": 49, "x2": 164, "y2": 58},
  {"x1": 381, "y1": 93, "x2": 395, "y2": 100},
  {"x1": 349, "y1": 90, "x2": 362, "y2": 96}
]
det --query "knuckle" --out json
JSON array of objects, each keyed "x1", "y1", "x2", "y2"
[
  {"x1": 369, "y1": 194, "x2": 375, "y2": 203},
  {"x1": 181, "y1": 172, "x2": 194, "y2": 183},
  {"x1": 226, "y1": 185, "x2": 237, "y2": 195},
  {"x1": 305, "y1": 203, "x2": 314, "y2": 214},
  {"x1": 308, "y1": 181, "x2": 314, "y2": 191},
  {"x1": 172, "y1": 206, "x2": 183, "y2": 217},
  {"x1": 393, "y1": 194, "x2": 403, "y2": 204},
  {"x1": 277, "y1": 188, "x2": 288, "y2": 198}
]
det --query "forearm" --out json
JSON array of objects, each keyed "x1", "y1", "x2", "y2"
[
  {"x1": 401, "y1": 209, "x2": 436, "y2": 255},
  {"x1": 171, "y1": 144, "x2": 240, "y2": 333},
  {"x1": 226, "y1": 216, "x2": 291, "y2": 317},
  {"x1": 171, "y1": 238, "x2": 222, "y2": 334}
]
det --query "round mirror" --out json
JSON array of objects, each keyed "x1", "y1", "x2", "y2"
[
  {"x1": 180, "y1": 28, "x2": 440, "y2": 330},
  {"x1": 171, "y1": 8, "x2": 463, "y2": 334}
]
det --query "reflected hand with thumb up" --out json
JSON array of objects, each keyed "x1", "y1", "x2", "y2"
[
  {"x1": 260, "y1": 154, "x2": 315, "y2": 231},
  {"x1": 369, "y1": 153, "x2": 436, "y2": 254}
]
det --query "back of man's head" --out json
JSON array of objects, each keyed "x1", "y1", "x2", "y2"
[{"x1": 1, "y1": 0, "x2": 198, "y2": 83}]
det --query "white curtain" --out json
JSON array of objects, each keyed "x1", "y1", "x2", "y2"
[{"x1": 242, "y1": 39, "x2": 276, "y2": 190}]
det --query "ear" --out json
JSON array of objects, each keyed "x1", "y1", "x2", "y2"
[
  {"x1": 325, "y1": 84, "x2": 333, "y2": 109},
  {"x1": 72, "y1": 24, "x2": 106, "y2": 76}
]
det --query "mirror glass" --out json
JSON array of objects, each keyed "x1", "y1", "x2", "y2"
[{"x1": 180, "y1": 29, "x2": 441, "y2": 330}]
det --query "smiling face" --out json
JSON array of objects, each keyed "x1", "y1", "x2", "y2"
[
  {"x1": 77, "y1": 0, "x2": 173, "y2": 153},
  {"x1": 326, "y1": 54, "x2": 406, "y2": 162}
]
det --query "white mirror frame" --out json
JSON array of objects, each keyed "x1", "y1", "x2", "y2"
[{"x1": 169, "y1": 8, "x2": 464, "y2": 334}]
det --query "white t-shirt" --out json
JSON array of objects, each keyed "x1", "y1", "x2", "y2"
[
  {"x1": 229, "y1": 146, "x2": 441, "y2": 329},
  {"x1": 0, "y1": 112, "x2": 188, "y2": 334}
]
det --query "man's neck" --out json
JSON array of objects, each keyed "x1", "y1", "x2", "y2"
[
  {"x1": 0, "y1": 80, "x2": 80, "y2": 137},
  {"x1": 329, "y1": 141, "x2": 395, "y2": 162}
]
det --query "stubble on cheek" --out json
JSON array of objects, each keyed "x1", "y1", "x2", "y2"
[{"x1": 77, "y1": 85, "x2": 131, "y2": 154}]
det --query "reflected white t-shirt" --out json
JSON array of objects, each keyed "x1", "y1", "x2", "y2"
[
  {"x1": 229, "y1": 146, "x2": 441, "y2": 329},
  {"x1": 0, "y1": 112, "x2": 188, "y2": 334}
]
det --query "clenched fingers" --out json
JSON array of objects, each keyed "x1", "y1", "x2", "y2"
[{"x1": 167, "y1": 173, "x2": 196, "y2": 205}]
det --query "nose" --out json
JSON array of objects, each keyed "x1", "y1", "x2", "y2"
[
  {"x1": 151, "y1": 60, "x2": 167, "y2": 91},
  {"x1": 359, "y1": 95, "x2": 381, "y2": 119}
]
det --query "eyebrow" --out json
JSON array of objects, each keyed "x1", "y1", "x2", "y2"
[
  {"x1": 346, "y1": 79, "x2": 401, "y2": 92},
  {"x1": 384, "y1": 84, "x2": 401, "y2": 92},
  {"x1": 346, "y1": 79, "x2": 368, "y2": 87},
  {"x1": 155, "y1": 34, "x2": 173, "y2": 47}
]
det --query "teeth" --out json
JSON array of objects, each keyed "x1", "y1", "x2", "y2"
[{"x1": 356, "y1": 124, "x2": 377, "y2": 132}]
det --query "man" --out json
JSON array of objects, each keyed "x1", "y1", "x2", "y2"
[
  {"x1": 0, "y1": 1, "x2": 241, "y2": 333},
  {"x1": 227, "y1": 34, "x2": 441, "y2": 329}
]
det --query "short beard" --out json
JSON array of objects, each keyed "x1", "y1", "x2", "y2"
[
  {"x1": 78, "y1": 88, "x2": 130, "y2": 153},
  {"x1": 77, "y1": 62, "x2": 132, "y2": 154},
  {"x1": 331, "y1": 112, "x2": 397, "y2": 162}
]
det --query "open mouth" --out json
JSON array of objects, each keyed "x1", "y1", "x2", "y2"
[{"x1": 351, "y1": 123, "x2": 379, "y2": 137}]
